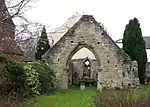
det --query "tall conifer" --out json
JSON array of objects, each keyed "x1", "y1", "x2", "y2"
[
  {"x1": 35, "y1": 26, "x2": 50, "y2": 61},
  {"x1": 123, "y1": 18, "x2": 147, "y2": 84}
]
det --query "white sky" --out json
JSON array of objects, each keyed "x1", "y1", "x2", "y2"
[
  {"x1": 72, "y1": 47, "x2": 96, "y2": 59},
  {"x1": 23, "y1": 0, "x2": 150, "y2": 61},
  {"x1": 25, "y1": 0, "x2": 150, "y2": 41}
]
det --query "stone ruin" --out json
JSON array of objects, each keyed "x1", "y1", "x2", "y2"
[
  {"x1": 42, "y1": 15, "x2": 139, "y2": 89},
  {"x1": 68, "y1": 57, "x2": 99, "y2": 87}
]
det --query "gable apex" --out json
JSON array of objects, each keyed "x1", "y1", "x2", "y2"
[{"x1": 42, "y1": 15, "x2": 130, "y2": 60}]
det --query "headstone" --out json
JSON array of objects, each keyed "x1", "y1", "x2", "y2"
[
  {"x1": 97, "y1": 82, "x2": 103, "y2": 92},
  {"x1": 80, "y1": 82, "x2": 85, "y2": 90}
]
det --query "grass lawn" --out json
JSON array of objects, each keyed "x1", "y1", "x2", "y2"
[
  {"x1": 27, "y1": 87, "x2": 96, "y2": 107},
  {"x1": 26, "y1": 85, "x2": 150, "y2": 107}
]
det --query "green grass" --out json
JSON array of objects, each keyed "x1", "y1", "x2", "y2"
[
  {"x1": 95, "y1": 85, "x2": 150, "y2": 107},
  {"x1": 26, "y1": 85, "x2": 150, "y2": 107},
  {"x1": 27, "y1": 87, "x2": 96, "y2": 107}
]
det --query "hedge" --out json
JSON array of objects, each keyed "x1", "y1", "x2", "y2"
[{"x1": 0, "y1": 55, "x2": 56, "y2": 97}]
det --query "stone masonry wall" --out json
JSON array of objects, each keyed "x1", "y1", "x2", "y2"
[{"x1": 43, "y1": 15, "x2": 139, "y2": 89}]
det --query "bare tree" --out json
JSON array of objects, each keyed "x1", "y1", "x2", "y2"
[
  {"x1": 0, "y1": 0, "x2": 36, "y2": 22},
  {"x1": 0, "y1": 0, "x2": 42, "y2": 60}
]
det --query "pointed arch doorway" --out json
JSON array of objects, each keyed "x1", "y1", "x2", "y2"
[{"x1": 66, "y1": 44, "x2": 100, "y2": 87}]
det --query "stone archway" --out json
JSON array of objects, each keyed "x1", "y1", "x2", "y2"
[
  {"x1": 66, "y1": 43, "x2": 101, "y2": 87},
  {"x1": 66, "y1": 43, "x2": 101, "y2": 68}
]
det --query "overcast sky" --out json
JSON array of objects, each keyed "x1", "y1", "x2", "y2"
[{"x1": 25, "y1": 0, "x2": 150, "y2": 40}]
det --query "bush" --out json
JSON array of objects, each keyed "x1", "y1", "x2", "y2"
[
  {"x1": 23, "y1": 65, "x2": 41, "y2": 96},
  {"x1": 0, "y1": 55, "x2": 56, "y2": 98},
  {"x1": 0, "y1": 55, "x2": 27, "y2": 97},
  {"x1": 24, "y1": 61, "x2": 56, "y2": 94}
]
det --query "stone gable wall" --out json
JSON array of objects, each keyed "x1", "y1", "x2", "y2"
[{"x1": 43, "y1": 15, "x2": 139, "y2": 89}]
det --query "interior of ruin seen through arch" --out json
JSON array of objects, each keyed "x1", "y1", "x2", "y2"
[{"x1": 68, "y1": 47, "x2": 98, "y2": 86}]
